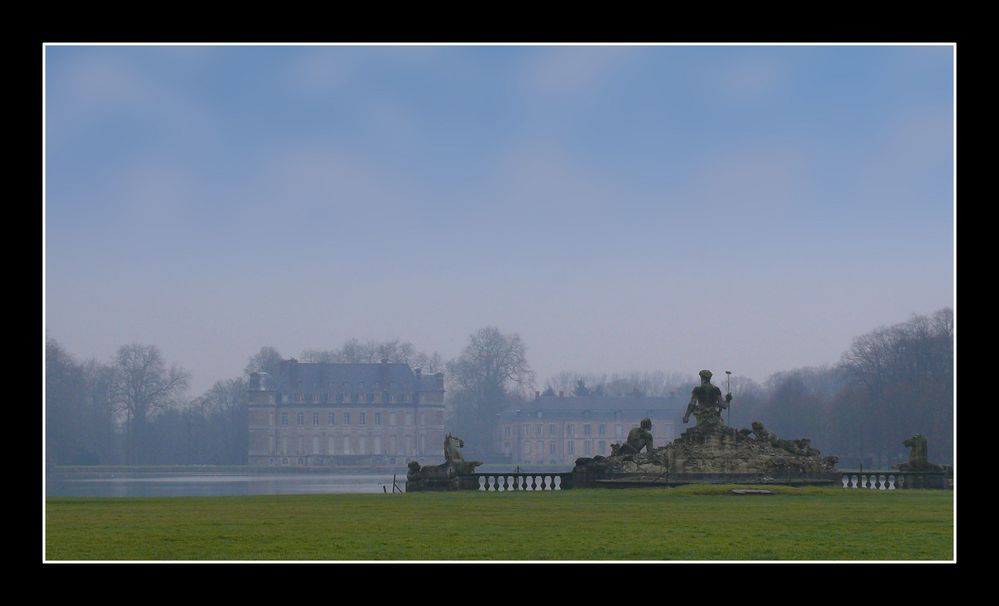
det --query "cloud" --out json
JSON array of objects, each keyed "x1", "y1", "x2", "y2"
[
  {"x1": 680, "y1": 144, "x2": 810, "y2": 219},
  {"x1": 706, "y1": 55, "x2": 785, "y2": 103},
  {"x1": 46, "y1": 49, "x2": 217, "y2": 152},
  {"x1": 519, "y1": 46, "x2": 637, "y2": 97},
  {"x1": 285, "y1": 48, "x2": 357, "y2": 94}
]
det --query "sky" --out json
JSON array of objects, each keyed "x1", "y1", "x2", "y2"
[{"x1": 44, "y1": 44, "x2": 955, "y2": 396}]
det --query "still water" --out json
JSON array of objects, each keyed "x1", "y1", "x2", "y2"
[{"x1": 46, "y1": 472, "x2": 405, "y2": 497}]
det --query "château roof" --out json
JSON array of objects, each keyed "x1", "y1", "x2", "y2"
[{"x1": 263, "y1": 360, "x2": 443, "y2": 393}]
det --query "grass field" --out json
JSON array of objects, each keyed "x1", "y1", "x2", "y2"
[{"x1": 45, "y1": 485, "x2": 953, "y2": 561}]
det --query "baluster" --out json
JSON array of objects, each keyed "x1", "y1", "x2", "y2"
[
  {"x1": 842, "y1": 475, "x2": 850, "y2": 488},
  {"x1": 869, "y1": 475, "x2": 878, "y2": 490},
  {"x1": 544, "y1": 475, "x2": 552, "y2": 491},
  {"x1": 509, "y1": 476, "x2": 516, "y2": 491},
  {"x1": 554, "y1": 475, "x2": 562, "y2": 490},
  {"x1": 888, "y1": 475, "x2": 896, "y2": 490},
  {"x1": 851, "y1": 475, "x2": 858, "y2": 489},
  {"x1": 878, "y1": 475, "x2": 886, "y2": 490},
  {"x1": 535, "y1": 476, "x2": 542, "y2": 491},
  {"x1": 860, "y1": 475, "x2": 866, "y2": 488},
  {"x1": 478, "y1": 476, "x2": 486, "y2": 491}
]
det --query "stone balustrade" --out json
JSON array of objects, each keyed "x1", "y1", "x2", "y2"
[
  {"x1": 462, "y1": 473, "x2": 573, "y2": 491},
  {"x1": 841, "y1": 470, "x2": 951, "y2": 490}
]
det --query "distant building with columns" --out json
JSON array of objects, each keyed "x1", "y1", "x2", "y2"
[
  {"x1": 495, "y1": 390, "x2": 686, "y2": 466},
  {"x1": 247, "y1": 358, "x2": 445, "y2": 467}
]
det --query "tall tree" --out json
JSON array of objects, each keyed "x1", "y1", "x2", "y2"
[
  {"x1": 244, "y1": 346, "x2": 284, "y2": 377},
  {"x1": 446, "y1": 327, "x2": 534, "y2": 456},
  {"x1": 110, "y1": 343, "x2": 189, "y2": 464}
]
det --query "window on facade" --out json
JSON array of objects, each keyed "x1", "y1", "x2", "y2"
[
  {"x1": 375, "y1": 412, "x2": 381, "y2": 425},
  {"x1": 535, "y1": 424, "x2": 542, "y2": 436},
  {"x1": 567, "y1": 441, "x2": 575, "y2": 454},
  {"x1": 549, "y1": 424, "x2": 556, "y2": 435},
  {"x1": 360, "y1": 412, "x2": 366, "y2": 425},
  {"x1": 345, "y1": 413, "x2": 351, "y2": 425},
  {"x1": 366, "y1": 392, "x2": 374, "y2": 403},
  {"x1": 281, "y1": 413, "x2": 288, "y2": 426},
  {"x1": 549, "y1": 441, "x2": 556, "y2": 454},
  {"x1": 598, "y1": 440, "x2": 606, "y2": 454},
  {"x1": 329, "y1": 412, "x2": 335, "y2": 425},
  {"x1": 401, "y1": 392, "x2": 408, "y2": 402},
  {"x1": 584, "y1": 424, "x2": 591, "y2": 436},
  {"x1": 297, "y1": 413, "x2": 304, "y2": 426},
  {"x1": 351, "y1": 393, "x2": 358, "y2": 403},
  {"x1": 390, "y1": 412, "x2": 397, "y2": 426},
  {"x1": 382, "y1": 391, "x2": 389, "y2": 403},
  {"x1": 584, "y1": 441, "x2": 592, "y2": 455},
  {"x1": 598, "y1": 424, "x2": 606, "y2": 436},
  {"x1": 567, "y1": 424, "x2": 575, "y2": 436},
  {"x1": 312, "y1": 413, "x2": 320, "y2": 426},
  {"x1": 336, "y1": 392, "x2": 344, "y2": 403},
  {"x1": 505, "y1": 426, "x2": 511, "y2": 437},
  {"x1": 312, "y1": 436, "x2": 320, "y2": 454}
]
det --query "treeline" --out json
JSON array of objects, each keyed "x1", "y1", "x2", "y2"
[
  {"x1": 44, "y1": 337, "x2": 447, "y2": 466},
  {"x1": 45, "y1": 309, "x2": 952, "y2": 468}
]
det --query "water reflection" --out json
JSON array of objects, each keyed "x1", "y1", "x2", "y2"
[{"x1": 46, "y1": 473, "x2": 405, "y2": 497}]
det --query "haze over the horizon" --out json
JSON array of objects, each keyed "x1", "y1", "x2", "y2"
[{"x1": 44, "y1": 44, "x2": 954, "y2": 396}]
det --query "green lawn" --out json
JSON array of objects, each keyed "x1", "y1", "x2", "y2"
[{"x1": 45, "y1": 485, "x2": 953, "y2": 561}]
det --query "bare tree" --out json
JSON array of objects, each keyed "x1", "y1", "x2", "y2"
[
  {"x1": 446, "y1": 327, "x2": 534, "y2": 455},
  {"x1": 110, "y1": 343, "x2": 189, "y2": 464},
  {"x1": 244, "y1": 346, "x2": 284, "y2": 376}
]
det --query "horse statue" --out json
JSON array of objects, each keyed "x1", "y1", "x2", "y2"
[
  {"x1": 899, "y1": 433, "x2": 945, "y2": 471},
  {"x1": 406, "y1": 433, "x2": 483, "y2": 491}
]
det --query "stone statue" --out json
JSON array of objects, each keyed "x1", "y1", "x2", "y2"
[
  {"x1": 443, "y1": 433, "x2": 483, "y2": 475},
  {"x1": 903, "y1": 433, "x2": 929, "y2": 468},
  {"x1": 406, "y1": 433, "x2": 483, "y2": 491},
  {"x1": 898, "y1": 433, "x2": 946, "y2": 472},
  {"x1": 610, "y1": 418, "x2": 654, "y2": 456},
  {"x1": 682, "y1": 370, "x2": 732, "y2": 428}
]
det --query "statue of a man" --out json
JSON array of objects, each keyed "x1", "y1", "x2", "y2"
[
  {"x1": 610, "y1": 418, "x2": 654, "y2": 456},
  {"x1": 682, "y1": 369, "x2": 732, "y2": 427}
]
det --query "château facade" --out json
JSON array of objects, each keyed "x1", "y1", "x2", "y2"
[
  {"x1": 247, "y1": 358, "x2": 445, "y2": 467},
  {"x1": 495, "y1": 390, "x2": 685, "y2": 466}
]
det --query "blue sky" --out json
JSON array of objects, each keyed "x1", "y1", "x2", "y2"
[{"x1": 45, "y1": 45, "x2": 954, "y2": 395}]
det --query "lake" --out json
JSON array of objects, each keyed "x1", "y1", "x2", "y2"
[{"x1": 46, "y1": 472, "x2": 406, "y2": 497}]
